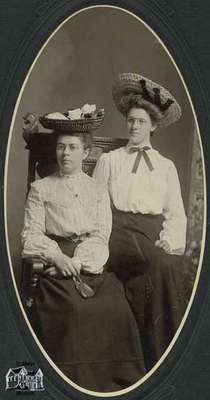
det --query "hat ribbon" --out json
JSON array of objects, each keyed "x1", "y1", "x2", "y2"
[
  {"x1": 139, "y1": 79, "x2": 174, "y2": 111},
  {"x1": 128, "y1": 146, "x2": 154, "y2": 173}
]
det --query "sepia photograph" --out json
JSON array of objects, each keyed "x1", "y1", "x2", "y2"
[{"x1": 5, "y1": 5, "x2": 205, "y2": 395}]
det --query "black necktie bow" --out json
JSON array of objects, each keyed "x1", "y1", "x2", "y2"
[{"x1": 128, "y1": 146, "x2": 154, "y2": 173}]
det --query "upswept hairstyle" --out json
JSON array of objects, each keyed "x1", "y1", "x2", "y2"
[
  {"x1": 119, "y1": 94, "x2": 165, "y2": 125},
  {"x1": 53, "y1": 130, "x2": 93, "y2": 151}
]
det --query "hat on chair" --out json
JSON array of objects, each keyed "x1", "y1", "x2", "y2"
[
  {"x1": 39, "y1": 104, "x2": 105, "y2": 132},
  {"x1": 112, "y1": 72, "x2": 182, "y2": 126}
]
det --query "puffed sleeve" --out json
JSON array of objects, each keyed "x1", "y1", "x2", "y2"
[
  {"x1": 21, "y1": 181, "x2": 62, "y2": 262},
  {"x1": 159, "y1": 161, "x2": 187, "y2": 255},
  {"x1": 92, "y1": 153, "x2": 111, "y2": 186},
  {"x1": 74, "y1": 184, "x2": 112, "y2": 274}
]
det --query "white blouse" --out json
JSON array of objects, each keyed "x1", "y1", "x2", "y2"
[
  {"x1": 93, "y1": 146, "x2": 187, "y2": 255},
  {"x1": 21, "y1": 172, "x2": 112, "y2": 274}
]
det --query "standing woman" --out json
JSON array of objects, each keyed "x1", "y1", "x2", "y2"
[
  {"x1": 93, "y1": 73, "x2": 187, "y2": 370},
  {"x1": 21, "y1": 112, "x2": 146, "y2": 392}
]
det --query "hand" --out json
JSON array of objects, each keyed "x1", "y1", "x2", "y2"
[
  {"x1": 71, "y1": 256, "x2": 82, "y2": 275},
  {"x1": 155, "y1": 240, "x2": 171, "y2": 253},
  {"x1": 43, "y1": 266, "x2": 58, "y2": 277},
  {"x1": 54, "y1": 253, "x2": 81, "y2": 277}
]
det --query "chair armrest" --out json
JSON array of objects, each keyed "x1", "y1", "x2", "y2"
[
  {"x1": 21, "y1": 257, "x2": 45, "y2": 308},
  {"x1": 24, "y1": 257, "x2": 45, "y2": 273}
]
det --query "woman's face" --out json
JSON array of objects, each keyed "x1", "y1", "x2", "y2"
[
  {"x1": 126, "y1": 107, "x2": 156, "y2": 146},
  {"x1": 56, "y1": 134, "x2": 89, "y2": 175}
]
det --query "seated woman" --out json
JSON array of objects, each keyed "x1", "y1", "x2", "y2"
[
  {"x1": 21, "y1": 120, "x2": 146, "y2": 392},
  {"x1": 93, "y1": 73, "x2": 187, "y2": 370}
]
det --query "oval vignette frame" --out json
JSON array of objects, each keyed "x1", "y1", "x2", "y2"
[{"x1": 4, "y1": 4, "x2": 206, "y2": 398}]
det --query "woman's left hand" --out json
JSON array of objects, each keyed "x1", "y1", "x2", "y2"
[{"x1": 155, "y1": 239, "x2": 171, "y2": 253}]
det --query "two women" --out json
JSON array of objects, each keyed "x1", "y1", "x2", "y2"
[
  {"x1": 21, "y1": 125, "x2": 145, "y2": 392},
  {"x1": 93, "y1": 73, "x2": 187, "y2": 369},
  {"x1": 22, "y1": 72, "x2": 187, "y2": 390}
]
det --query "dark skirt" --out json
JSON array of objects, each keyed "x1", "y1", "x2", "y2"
[
  {"x1": 107, "y1": 208, "x2": 186, "y2": 370},
  {"x1": 31, "y1": 238, "x2": 146, "y2": 392}
]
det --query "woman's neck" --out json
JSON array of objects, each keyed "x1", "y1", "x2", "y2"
[
  {"x1": 128, "y1": 139, "x2": 152, "y2": 148},
  {"x1": 59, "y1": 168, "x2": 83, "y2": 177}
]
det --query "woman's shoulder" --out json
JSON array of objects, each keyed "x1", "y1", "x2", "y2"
[
  {"x1": 30, "y1": 172, "x2": 59, "y2": 193},
  {"x1": 97, "y1": 147, "x2": 126, "y2": 163},
  {"x1": 83, "y1": 172, "x2": 105, "y2": 187},
  {"x1": 83, "y1": 173, "x2": 108, "y2": 195},
  {"x1": 108, "y1": 146, "x2": 126, "y2": 156},
  {"x1": 152, "y1": 149, "x2": 175, "y2": 168},
  {"x1": 31, "y1": 172, "x2": 58, "y2": 185}
]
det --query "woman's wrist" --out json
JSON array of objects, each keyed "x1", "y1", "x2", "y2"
[{"x1": 45, "y1": 247, "x2": 63, "y2": 265}]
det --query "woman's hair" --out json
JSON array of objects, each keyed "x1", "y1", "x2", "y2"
[
  {"x1": 119, "y1": 94, "x2": 165, "y2": 124},
  {"x1": 53, "y1": 131, "x2": 93, "y2": 151}
]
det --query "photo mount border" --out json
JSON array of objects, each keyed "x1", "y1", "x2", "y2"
[{"x1": 1, "y1": 2, "x2": 209, "y2": 399}]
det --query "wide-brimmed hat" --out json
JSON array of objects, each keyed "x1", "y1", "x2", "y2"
[
  {"x1": 112, "y1": 73, "x2": 182, "y2": 126},
  {"x1": 39, "y1": 105, "x2": 105, "y2": 132}
]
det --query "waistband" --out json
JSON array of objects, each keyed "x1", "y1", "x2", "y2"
[
  {"x1": 112, "y1": 206, "x2": 162, "y2": 221},
  {"x1": 111, "y1": 207, "x2": 163, "y2": 243},
  {"x1": 47, "y1": 232, "x2": 90, "y2": 244},
  {"x1": 46, "y1": 233, "x2": 90, "y2": 261}
]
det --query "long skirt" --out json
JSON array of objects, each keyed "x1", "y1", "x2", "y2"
[
  {"x1": 31, "y1": 238, "x2": 146, "y2": 392},
  {"x1": 107, "y1": 208, "x2": 186, "y2": 370}
]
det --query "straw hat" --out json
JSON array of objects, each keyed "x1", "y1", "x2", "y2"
[
  {"x1": 39, "y1": 105, "x2": 105, "y2": 132},
  {"x1": 112, "y1": 73, "x2": 182, "y2": 126}
]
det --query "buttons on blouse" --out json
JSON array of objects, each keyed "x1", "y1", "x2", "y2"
[{"x1": 64, "y1": 177, "x2": 80, "y2": 199}]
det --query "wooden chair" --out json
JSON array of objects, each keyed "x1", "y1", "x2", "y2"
[{"x1": 21, "y1": 121, "x2": 127, "y2": 308}]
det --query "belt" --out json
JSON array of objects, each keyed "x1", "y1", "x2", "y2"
[{"x1": 47, "y1": 233, "x2": 90, "y2": 244}]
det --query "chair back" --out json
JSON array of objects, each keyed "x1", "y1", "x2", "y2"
[{"x1": 24, "y1": 132, "x2": 127, "y2": 190}]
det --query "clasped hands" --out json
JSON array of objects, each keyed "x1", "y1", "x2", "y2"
[{"x1": 43, "y1": 253, "x2": 81, "y2": 277}]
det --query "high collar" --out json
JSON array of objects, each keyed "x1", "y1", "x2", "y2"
[
  {"x1": 126, "y1": 142, "x2": 153, "y2": 153},
  {"x1": 58, "y1": 171, "x2": 84, "y2": 180}
]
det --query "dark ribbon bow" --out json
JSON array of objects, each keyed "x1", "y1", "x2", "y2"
[{"x1": 128, "y1": 146, "x2": 154, "y2": 173}]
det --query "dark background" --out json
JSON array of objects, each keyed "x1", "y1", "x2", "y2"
[
  {"x1": 0, "y1": 1, "x2": 210, "y2": 400},
  {"x1": 6, "y1": 7, "x2": 195, "y2": 283}
]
